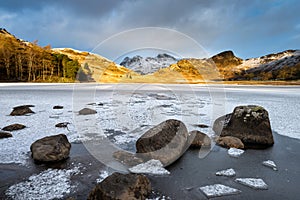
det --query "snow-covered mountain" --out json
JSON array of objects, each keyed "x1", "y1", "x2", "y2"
[
  {"x1": 120, "y1": 53, "x2": 178, "y2": 74},
  {"x1": 243, "y1": 50, "x2": 300, "y2": 72}
]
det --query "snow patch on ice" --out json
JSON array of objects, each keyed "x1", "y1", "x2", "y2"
[
  {"x1": 235, "y1": 178, "x2": 268, "y2": 190},
  {"x1": 228, "y1": 148, "x2": 244, "y2": 158},
  {"x1": 96, "y1": 170, "x2": 110, "y2": 183},
  {"x1": 129, "y1": 159, "x2": 170, "y2": 175},
  {"x1": 199, "y1": 184, "x2": 241, "y2": 198},
  {"x1": 262, "y1": 160, "x2": 277, "y2": 171},
  {"x1": 215, "y1": 168, "x2": 236, "y2": 177},
  {"x1": 6, "y1": 167, "x2": 80, "y2": 200}
]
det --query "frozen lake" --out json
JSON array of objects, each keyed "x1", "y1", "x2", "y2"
[
  {"x1": 0, "y1": 83, "x2": 299, "y2": 165},
  {"x1": 1, "y1": 83, "x2": 300, "y2": 200}
]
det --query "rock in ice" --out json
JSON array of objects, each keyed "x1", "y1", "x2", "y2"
[
  {"x1": 228, "y1": 148, "x2": 244, "y2": 158},
  {"x1": 235, "y1": 178, "x2": 268, "y2": 190},
  {"x1": 129, "y1": 159, "x2": 170, "y2": 175},
  {"x1": 215, "y1": 168, "x2": 236, "y2": 177},
  {"x1": 262, "y1": 160, "x2": 277, "y2": 171},
  {"x1": 199, "y1": 184, "x2": 241, "y2": 198}
]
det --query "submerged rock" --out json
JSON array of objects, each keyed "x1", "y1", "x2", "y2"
[
  {"x1": 199, "y1": 184, "x2": 241, "y2": 198},
  {"x1": 216, "y1": 136, "x2": 244, "y2": 149},
  {"x1": 113, "y1": 150, "x2": 145, "y2": 167},
  {"x1": 2, "y1": 123, "x2": 26, "y2": 131},
  {"x1": 78, "y1": 108, "x2": 97, "y2": 115},
  {"x1": 30, "y1": 134, "x2": 71, "y2": 162},
  {"x1": 0, "y1": 131, "x2": 12, "y2": 139},
  {"x1": 10, "y1": 105, "x2": 35, "y2": 116},
  {"x1": 129, "y1": 159, "x2": 170, "y2": 175},
  {"x1": 87, "y1": 172, "x2": 151, "y2": 200},
  {"x1": 135, "y1": 119, "x2": 189, "y2": 166},
  {"x1": 189, "y1": 130, "x2": 211, "y2": 148},
  {"x1": 214, "y1": 105, "x2": 274, "y2": 149},
  {"x1": 235, "y1": 178, "x2": 268, "y2": 190}
]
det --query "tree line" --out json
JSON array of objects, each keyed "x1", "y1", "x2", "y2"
[{"x1": 0, "y1": 32, "x2": 81, "y2": 82}]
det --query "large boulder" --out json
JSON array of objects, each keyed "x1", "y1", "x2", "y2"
[
  {"x1": 10, "y1": 105, "x2": 34, "y2": 116},
  {"x1": 2, "y1": 123, "x2": 26, "y2": 131},
  {"x1": 216, "y1": 136, "x2": 244, "y2": 149},
  {"x1": 189, "y1": 130, "x2": 211, "y2": 148},
  {"x1": 136, "y1": 119, "x2": 189, "y2": 166},
  {"x1": 0, "y1": 131, "x2": 12, "y2": 139},
  {"x1": 30, "y1": 134, "x2": 71, "y2": 162},
  {"x1": 87, "y1": 172, "x2": 151, "y2": 200},
  {"x1": 213, "y1": 105, "x2": 274, "y2": 149},
  {"x1": 79, "y1": 108, "x2": 97, "y2": 115}
]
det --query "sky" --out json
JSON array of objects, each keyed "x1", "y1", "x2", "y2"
[{"x1": 0, "y1": 0, "x2": 299, "y2": 60}]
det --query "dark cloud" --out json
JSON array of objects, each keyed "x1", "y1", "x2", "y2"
[{"x1": 0, "y1": 0, "x2": 299, "y2": 59}]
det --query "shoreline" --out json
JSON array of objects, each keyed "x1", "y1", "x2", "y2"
[{"x1": 0, "y1": 80, "x2": 300, "y2": 87}]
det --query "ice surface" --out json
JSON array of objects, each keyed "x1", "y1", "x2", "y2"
[
  {"x1": 96, "y1": 170, "x2": 110, "y2": 183},
  {"x1": 228, "y1": 148, "x2": 244, "y2": 158},
  {"x1": 199, "y1": 184, "x2": 241, "y2": 198},
  {"x1": 262, "y1": 160, "x2": 278, "y2": 171},
  {"x1": 235, "y1": 178, "x2": 268, "y2": 190},
  {"x1": 215, "y1": 168, "x2": 236, "y2": 177},
  {"x1": 5, "y1": 167, "x2": 80, "y2": 200},
  {"x1": 1, "y1": 84, "x2": 299, "y2": 166},
  {"x1": 129, "y1": 159, "x2": 170, "y2": 175}
]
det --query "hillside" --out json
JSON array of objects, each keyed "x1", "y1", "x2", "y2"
[
  {"x1": 0, "y1": 28, "x2": 81, "y2": 82},
  {"x1": 52, "y1": 48, "x2": 137, "y2": 82},
  {"x1": 0, "y1": 28, "x2": 299, "y2": 83}
]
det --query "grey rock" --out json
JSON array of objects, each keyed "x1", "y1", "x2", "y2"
[
  {"x1": 87, "y1": 172, "x2": 151, "y2": 200},
  {"x1": 136, "y1": 119, "x2": 189, "y2": 166},
  {"x1": 78, "y1": 108, "x2": 97, "y2": 115},
  {"x1": 30, "y1": 134, "x2": 71, "y2": 162},
  {"x1": 2, "y1": 123, "x2": 26, "y2": 131}
]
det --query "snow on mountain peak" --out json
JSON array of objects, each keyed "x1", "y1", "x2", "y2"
[{"x1": 120, "y1": 54, "x2": 178, "y2": 74}]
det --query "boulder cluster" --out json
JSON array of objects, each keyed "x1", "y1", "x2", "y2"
[{"x1": 2, "y1": 104, "x2": 274, "y2": 200}]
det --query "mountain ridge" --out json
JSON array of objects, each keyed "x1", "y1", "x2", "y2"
[{"x1": 0, "y1": 28, "x2": 299, "y2": 83}]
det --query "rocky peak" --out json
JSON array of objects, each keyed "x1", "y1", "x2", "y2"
[{"x1": 212, "y1": 50, "x2": 243, "y2": 68}]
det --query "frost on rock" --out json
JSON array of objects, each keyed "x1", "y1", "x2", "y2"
[
  {"x1": 96, "y1": 170, "x2": 110, "y2": 183},
  {"x1": 228, "y1": 148, "x2": 244, "y2": 158},
  {"x1": 215, "y1": 168, "x2": 236, "y2": 177},
  {"x1": 129, "y1": 159, "x2": 170, "y2": 175},
  {"x1": 235, "y1": 178, "x2": 268, "y2": 190},
  {"x1": 199, "y1": 184, "x2": 241, "y2": 198},
  {"x1": 5, "y1": 167, "x2": 80, "y2": 200},
  {"x1": 262, "y1": 160, "x2": 277, "y2": 171}
]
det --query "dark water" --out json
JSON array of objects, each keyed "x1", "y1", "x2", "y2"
[{"x1": 1, "y1": 132, "x2": 300, "y2": 200}]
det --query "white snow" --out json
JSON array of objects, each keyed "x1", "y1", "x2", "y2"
[
  {"x1": 128, "y1": 159, "x2": 170, "y2": 175},
  {"x1": 215, "y1": 168, "x2": 236, "y2": 177},
  {"x1": 262, "y1": 160, "x2": 278, "y2": 171},
  {"x1": 199, "y1": 184, "x2": 241, "y2": 198},
  {"x1": 5, "y1": 167, "x2": 80, "y2": 200},
  {"x1": 96, "y1": 170, "x2": 110, "y2": 183},
  {"x1": 228, "y1": 148, "x2": 244, "y2": 158},
  {"x1": 235, "y1": 178, "x2": 268, "y2": 190}
]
